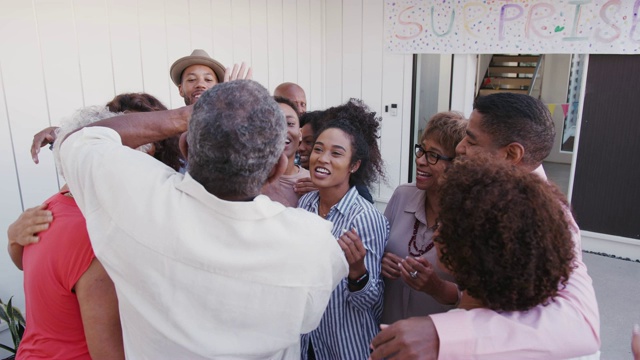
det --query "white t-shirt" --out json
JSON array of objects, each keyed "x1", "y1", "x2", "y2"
[{"x1": 60, "y1": 126, "x2": 348, "y2": 359}]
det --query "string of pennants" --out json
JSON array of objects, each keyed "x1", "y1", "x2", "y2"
[{"x1": 546, "y1": 102, "x2": 580, "y2": 118}]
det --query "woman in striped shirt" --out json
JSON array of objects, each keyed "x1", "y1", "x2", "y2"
[{"x1": 298, "y1": 99, "x2": 389, "y2": 359}]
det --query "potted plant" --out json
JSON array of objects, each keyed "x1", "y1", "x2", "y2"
[{"x1": 0, "y1": 297, "x2": 25, "y2": 360}]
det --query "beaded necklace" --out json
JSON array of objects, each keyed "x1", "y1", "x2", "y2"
[{"x1": 408, "y1": 219, "x2": 435, "y2": 257}]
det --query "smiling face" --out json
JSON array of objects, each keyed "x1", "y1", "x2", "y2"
[
  {"x1": 278, "y1": 102, "x2": 301, "y2": 164},
  {"x1": 415, "y1": 136, "x2": 453, "y2": 192},
  {"x1": 178, "y1": 64, "x2": 218, "y2": 105},
  {"x1": 298, "y1": 123, "x2": 314, "y2": 169},
  {"x1": 309, "y1": 128, "x2": 360, "y2": 193}
]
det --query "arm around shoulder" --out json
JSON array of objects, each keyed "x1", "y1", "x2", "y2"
[
  {"x1": 430, "y1": 254, "x2": 600, "y2": 359},
  {"x1": 7, "y1": 203, "x2": 53, "y2": 270}
]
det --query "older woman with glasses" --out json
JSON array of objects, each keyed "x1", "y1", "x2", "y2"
[{"x1": 381, "y1": 111, "x2": 468, "y2": 324}]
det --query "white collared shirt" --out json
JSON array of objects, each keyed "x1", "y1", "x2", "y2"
[{"x1": 60, "y1": 126, "x2": 348, "y2": 359}]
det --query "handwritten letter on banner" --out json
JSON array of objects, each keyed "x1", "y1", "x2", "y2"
[{"x1": 384, "y1": 0, "x2": 640, "y2": 54}]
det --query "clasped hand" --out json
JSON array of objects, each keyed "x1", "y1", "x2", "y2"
[
  {"x1": 337, "y1": 228, "x2": 367, "y2": 279},
  {"x1": 382, "y1": 252, "x2": 444, "y2": 296}
]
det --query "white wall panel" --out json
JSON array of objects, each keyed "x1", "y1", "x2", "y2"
[
  {"x1": 0, "y1": 1, "x2": 59, "y2": 209},
  {"x1": 324, "y1": 0, "x2": 342, "y2": 106},
  {"x1": 164, "y1": 0, "x2": 191, "y2": 108},
  {"x1": 231, "y1": 0, "x2": 252, "y2": 67},
  {"x1": 210, "y1": 0, "x2": 234, "y2": 69},
  {"x1": 307, "y1": 0, "x2": 323, "y2": 110},
  {"x1": 107, "y1": 0, "x2": 144, "y2": 94},
  {"x1": 282, "y1": 0, "x2": 298, "y2": 83},
  {"x1": 189, "y1": 0, "x2": 213, "y2": 51},
  {"x1": 361, "y1": 1, "x2": 384, "y2": 119},
  {"x1": 34, "y1": 0, "x2": 84, "y2": 118},
  {"x1": 138, "y1": 0, "x2": 172, "y2": 107},
  {"x1": 341, "y1": 0, "x2": 362, "y2": 101},
  {"x1": 295, "y1": 0, "x2": 311, "y2": 103},
  {"x1": 0, "y1": 63, "x2": 27, "y2": 313},
  {"x1": 32, "y1": 0, "x2": 81, "y2": 187},
  {"x1": 266, "y1": 0, "x2": 284, "y2": 91},
  {"x1": 249, "y1": 0, "x2": 269, "y2": 88},
  {"x1": 74, "y1": 0, "x2": 117, "y2": 106}
]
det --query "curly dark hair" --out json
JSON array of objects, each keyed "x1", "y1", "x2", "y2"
[
  {"x1": 473, "y1": 93, "x2": 555, "y2": 167},
  {"x1": 316, "y1": 99, "x2": 385, "y2": 188},
  {"x1": 106, "y1": 93, "x2": 184, "y2": 171},
  {"x1": 299, "y1": 110, "x2": 325, "y2": 129},
  {"x1": 435, "y1": 155, "x2": 575, "y2": 312}
]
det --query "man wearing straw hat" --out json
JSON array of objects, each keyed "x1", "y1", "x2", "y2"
[
  {"x1": 30, "y1": 49, "x2": 251, "y2": 162},
  {"x1": 169, "y1": 49, "x2": 252, "y2": 106}
]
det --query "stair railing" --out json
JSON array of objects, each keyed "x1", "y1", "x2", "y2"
[{"x1": 529, "y1": 55, "x2": 544, "y2": 98}]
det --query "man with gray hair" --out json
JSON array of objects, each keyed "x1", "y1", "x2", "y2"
[{"x1": 57, "y1": 80, "x2": 348, "y2": 359}]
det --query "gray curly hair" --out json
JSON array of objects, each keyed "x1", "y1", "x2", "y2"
[
  {"x1": 53, "y1": 106, "x2": 118, "y2": 179},
  {"x1": 187, "y1": 80, "x2": 286, "y2": 199},
  {"x1": 53, "y1": 105, "x2": 154, "y2": 179}
]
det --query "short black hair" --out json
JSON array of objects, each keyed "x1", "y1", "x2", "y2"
[
  {"x1": 273, "y1": 96, "x2": 300, "y2": 118},
  {"x1": 473, "y1": 93, "x2": 554, "y2": 166},
  {"x1": 299, "y1": 110, "x2": 324, "y2": 129}
]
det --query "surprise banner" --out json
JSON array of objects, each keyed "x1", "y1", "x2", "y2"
[{"x1": 384, "y1": 0, "x2": 640, "y2": 54}]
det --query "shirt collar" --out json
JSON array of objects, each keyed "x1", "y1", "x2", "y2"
[
  {"x1": 175, "y1": 172, "x2": 285, "y2": 220},
  {"x1": 332, "y1": 186, "x2": 360, "y2": 217},
  {"x1": 403, "y1": 186, "x2": 428, "y2": 225},
  {"x1": 532, "y1": 164, "x2": 548, "y2": 181}
]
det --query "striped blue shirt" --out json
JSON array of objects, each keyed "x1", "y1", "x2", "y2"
[{"x1": 298, "y1": 186, "x2": 389, "y2": 359}]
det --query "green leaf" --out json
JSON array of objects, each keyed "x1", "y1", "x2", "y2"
[
  {"x1": 0, "y1": 304, "x2": 9, "y2": 323},
  {"x1": 6, "y1": 298, "x2": 13, "y2": 319},
  {"x1": 9, "y1": 321, "x2": 19, "y2": 348},
  {"x1": 13, "y1": 307, "x2": 25, "y2": 326}
]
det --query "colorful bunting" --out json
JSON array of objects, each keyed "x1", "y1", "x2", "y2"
[{"x1": 545, "y1": 103, "x2": 574, "y2": 118}]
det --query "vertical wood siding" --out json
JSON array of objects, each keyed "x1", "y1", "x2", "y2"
[{"x1": 0, "y1": 0, "x2": 413, "y2": 310}]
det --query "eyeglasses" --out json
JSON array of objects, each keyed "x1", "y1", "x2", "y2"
[{"x1": 414, "y1": 144, "x2": 454, "y2": 165}]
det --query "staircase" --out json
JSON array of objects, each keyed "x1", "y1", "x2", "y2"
[{"x1": 478, "y1": 54, "x2": 543, "y2": 97}]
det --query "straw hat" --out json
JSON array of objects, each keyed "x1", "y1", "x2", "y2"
[{"x1": 169, "y1": 49, "x2": 226, "y2": 86}]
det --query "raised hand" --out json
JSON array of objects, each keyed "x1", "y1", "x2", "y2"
[
  {"x1": 224, "y1": 62, "x2": 253, "y2": 82},
  {"x1": 8, "y1": 203, "x2": 53, "y2": 246},
  {"x1": 31, "y1": 126, "x2": 58, "y2": 163},
  {"x1": 294, "y1": 177, "x2": 317, "y2": 196}
]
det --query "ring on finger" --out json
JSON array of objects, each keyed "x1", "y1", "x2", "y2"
[{"x1": 410, "y1": 270, "x2": 418, "y2": 279}]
